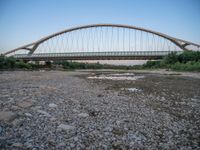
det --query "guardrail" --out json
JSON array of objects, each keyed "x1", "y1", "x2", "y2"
[{"x1": 12, "y1": 51, "x2": 182, "y2": 60}]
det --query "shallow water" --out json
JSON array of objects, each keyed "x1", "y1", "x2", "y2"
[
  {"x1": 121, "y1": 88, "x2": 142, "y2": 92},
  {"x1": 88, "y1": 73, "x2": 144, "y2": 81}
]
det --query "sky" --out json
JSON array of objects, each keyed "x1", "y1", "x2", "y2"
[{"x1": 0, "y1": 0, "x2": 200, "y2": 53}]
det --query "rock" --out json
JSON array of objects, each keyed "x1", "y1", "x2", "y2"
[
  {"x1": 17, "y1": 101, "x2": 33, "y2": 108},
  {"x1": 58, "y1": 124, "x2": 75, "y2": 131},
  {"x1": 78, "y1": 113, "x2": 89, "y2": 117},
  {"x1": 50, "y1": 117, "x2": 57, "y2": 122},
  {"x1": 12, "y1": 142, "x2": 23, "y2": 148},
  {"x1": 161, "y1": 97, "x2": 166, "y2": 101},
  {"x1": 58, "y1": 142, "x2": 66, "y2": 147},
  {"x1": 104, "y1": 126, "x2": 113, "y2": 132},
  {"x1": 70, "y1": 143, "x2": 75, "y2": 148},
  {"x1": 112, "y1": 127, "x2": 125, "y2": 136},
  {"x1": 0, "y1": 126, "x2": 3, "y2": 134},
  {"x1": 72, "y1": 109, "x2": 79, "y2": 113},
  {"x1": 37, "y1": 110, "x2": 51, "y2": 117},
  {"x1": 88, "y1": 108, "x2": 100, "y2": 117},
  {"x1": 24, "y1": 142, "x2": 33, "y2": 149},
  {"x1": 48, "y1": 103, "x2": 57, "y2": 108},
  {"x1": 25, "y1": 113, "x2": 33, "y2": 117},
  {"x1": 97, "y1": 94, "x2": 103, "y2": 97},
  {"x1": 112, "y1": 141, "x2": 123, "y2": 149},
  {"x1": 0, "y1": 111, "x2": 18, "y2": 122},
  {"x1": 11, "y1": 105, "x2": 20, "y2": 111},
  {"x1": 11, "y1": 119, "x2": 24, "y2": 126},
  {"x1": 32, "y1": 106, "x2": 42, "y2": 110},
  {"x1": 48, "y1": 139, "x2": 56, "y2": 146},
  {"x1": 116, "y1": 120, "x2": 122, "y2": 126},
  {"x1": 73, "y1": 137, "x2": 79, "y2": 142}
]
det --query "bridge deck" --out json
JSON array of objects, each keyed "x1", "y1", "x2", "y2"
[{"x1": 13, "y1": 51, "x2": 182, "y2": 61}]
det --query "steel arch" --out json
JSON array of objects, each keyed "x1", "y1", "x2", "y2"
[{"x1": 3, "y1": 24, "x2": 200, "y2": 55}]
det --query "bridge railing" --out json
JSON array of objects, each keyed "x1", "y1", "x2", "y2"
[{"x1": 13, "y1": 51, "x2": 182, "y2": 59}]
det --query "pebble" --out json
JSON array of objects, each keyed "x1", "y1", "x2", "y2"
[
  {"x1": 70, "y1": 143, "x2": 75, "y2": 148},
  {"x1": 0, "y1": 111, "x2": 17, "y2": 122},
  {"x1": 24, "y1": 142, "x2": 33, "y2": 149},
  {"x1": 50, "y1": 117, "x2": 57, "y2": 121},
  {"x1": 11, "y1": 118, "x2": 24, "y2": 126},
  {"x1": 37, "y1": 110, "x2": 51, "y2": 117},
  {"x1": 17, "y1": 101, "x2": 33, "y2": 108},
  {"x1": 72, "y1": 109, "x2": 79, "y2": 112},
  {"x1": 48, "y1": 103, "x2": 57, "y2": 108},
  {"x1": 12, "y1": 142, "x2": 23, "y2": 148},
  {"x1": 25, "y1": 113, "x2": 33, "y2": 117},
  {"x1": 58, "y1": 124, "x2": 75, "y2": 131},
  {"x1": 73, "y1": 137, "x2": 79, "y2": 142},
  {"x1": 11, "y1": 105, "x2": 20, "y2": 110},
  {"x1": 78, "y1": 113, "x2": 89, "y2": 117},
  {"x1": 0, "y1": 126, "x2": 3, "y2": 134}
]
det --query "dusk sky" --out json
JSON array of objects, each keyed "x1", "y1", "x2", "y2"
[{"x1": 0, "y1": 0, "x2": 200, "y2": 53}]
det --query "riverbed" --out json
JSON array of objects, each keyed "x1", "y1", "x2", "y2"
[{"x1": 0, "y1": 70, "x2": 200, "y2": 149}]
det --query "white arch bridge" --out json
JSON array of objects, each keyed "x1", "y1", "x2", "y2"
[{"x1": 3, "y1": 24, "x2": 200, "y2": 61}]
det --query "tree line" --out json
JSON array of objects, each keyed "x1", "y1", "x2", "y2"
[{"x1": 1, "y1": 51, "x2": 200, "y2": 71}]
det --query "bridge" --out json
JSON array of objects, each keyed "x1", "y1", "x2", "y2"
[{"x1": 3, "y1": 24, "x2": 200, "y2": 61}]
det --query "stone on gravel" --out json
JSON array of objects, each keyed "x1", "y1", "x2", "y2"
[
  {"x1": 112, "y1": 127, "x2": 126, "y2": 136},
  {"x1": 12, "y1": 142, "x2": 23, "y2": 148},
  {"x1": 58, "y1": 124, "x2": 75, "y2": 131},
  {"x1": 50, "y1": 117, "x2": 57, "y2": 122},
  {"x1": 11, "y1": 105, "x2": 20, "y2": 111},
  {"x1": 37, "y1": 110, "x2": 51, "y2": 117},
  {"x1": 0, "y1": 126, "x2": 3, "y2": 134},
  {"x1": 25, "y1": 113, "x2": 33, "y2": 117},
  {"x1": 24, "y1": 142, "x2": 33, "y2": 149},
  {"x1": 11, "y1": 118, "x2": 24, "y2": 126},
  {"x1": 73, "y1": 137, "x2": 79, "y2": 142},
  {"x1": 17, "y1": 101, "x2": 33, "y2": 108},
  {"x1": 72, "y1": 109, "x2": 79, "y2": 113},
  {"x1": 78, "y1": 113, "x2": 89, "y2": 117},
  {"x1": 70, "y1": 143, "x2": 75, "y2": 148},
  {"x1": 0, "y1": 111, "x2": 17, "y2": 122},
  {"x1": 48, "y1": 103, "x2": 57, "y2": 108}
]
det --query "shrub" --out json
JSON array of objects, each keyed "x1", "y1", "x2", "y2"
[
  {"x1": 163, "y1": 52, "x2": 178, "y2": 64},
  {"x1": 0, "y1": 56, "x2": 5, "y2": 69},
  {"x1": 143, "y1": 60, "x2": 161, "y2": 68},
  {"x1": 178, "y1": 51, "x2": 200, "y2": 63},
  {"x1": 15, "y1": 61, "x2": 32, "y2": 69},
  {"x1": 0, "y1": 56, "x2": 17, "y2": 69},
  {"x1": 45, "y1": 61, "x2": 52, "y2": 67},
  {"x1": 170, "y1": 61, "x2": 200, "y2": 71}
]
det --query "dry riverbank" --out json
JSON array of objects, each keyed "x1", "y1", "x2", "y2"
[{"x1": 0, "y1": 70, "x2": 199, "y2": 149}]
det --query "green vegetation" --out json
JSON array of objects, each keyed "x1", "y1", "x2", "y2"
[
  {"x1": 55, "y1": 61, "x2": 104, "y2": 69},
  {"x1": 140, "y1": 51, "x2": 200, "y2": 71},
  {"x1": 1, "y1": 51, "x2": 200, "y2": 71},
  {"x1": 53, "y1": 61, "x2": 130, "y2": 70},
  {"x1": 0, "y1": 56, "x2": 129, "y2": 70},
  {"x1": 0, "y1": 56, "x2": 44, "y2": 70}
]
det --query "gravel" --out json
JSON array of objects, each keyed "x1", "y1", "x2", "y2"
[{"x1": 0, "y1": 70, "x2": 200, "y2": 150}]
